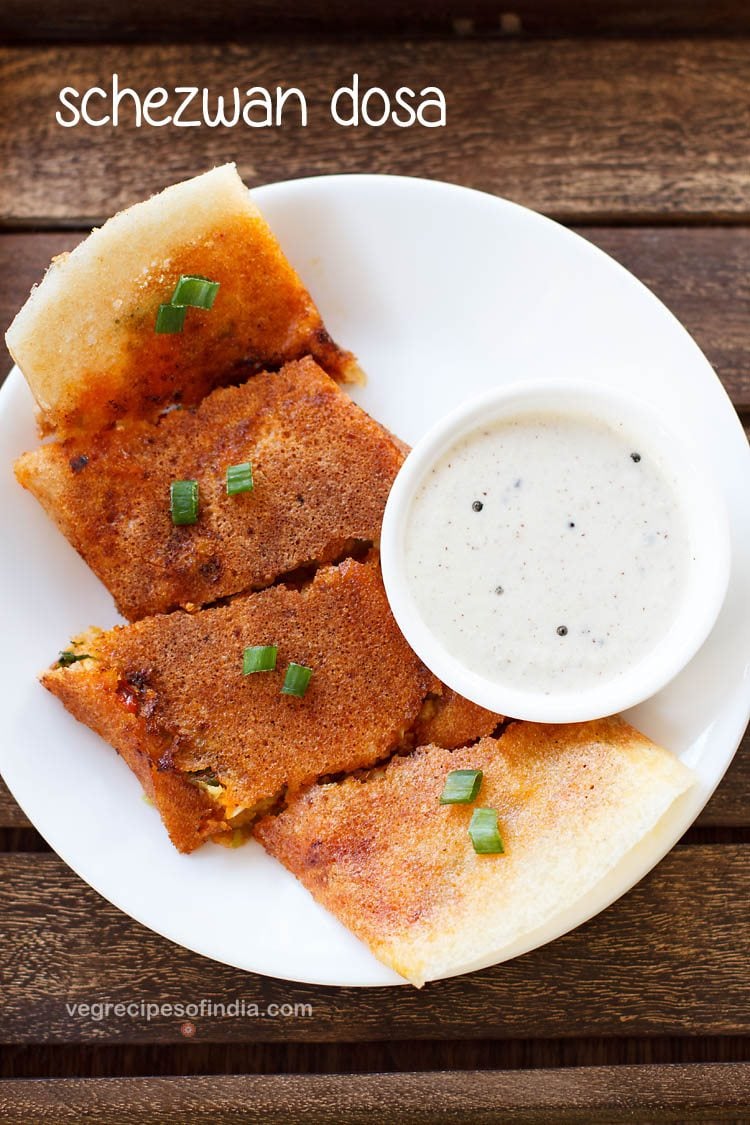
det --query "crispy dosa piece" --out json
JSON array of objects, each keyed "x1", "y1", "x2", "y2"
[
  {"x1": 413, "y1": 688, "x2": 501, "y2": 749},
  {"x1": 255, "y1": 718, "x2": 694, "y2": 986},
  {"x1": 16, "y1": 358, "x2": 403, "y2": 620},
  {"x1": 6, "y1": 164, "x2": 361, "y2": 437},
  {"x1": 42, "y1": 559, "x2": 439, "y2": 853}
]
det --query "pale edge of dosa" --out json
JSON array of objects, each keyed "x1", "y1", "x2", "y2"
[
  {"x1": 7, "y1": 165, "x2": 250, "y2": 414},
  {"x1": 5, "y1": 160, "x2": 353, "y2": 432}
]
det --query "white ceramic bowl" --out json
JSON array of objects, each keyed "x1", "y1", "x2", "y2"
[{"x1": 381, "y1": 378, "x2": 731, "y2": 723}]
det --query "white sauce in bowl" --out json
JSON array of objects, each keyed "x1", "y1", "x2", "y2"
[{"x1": 404, "y1": 411, "x2": 692, "y2": 695}]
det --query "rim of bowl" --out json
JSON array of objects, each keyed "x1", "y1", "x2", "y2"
[{"x1": 380, "y1": 378, "x2": 732, "y2": 723}]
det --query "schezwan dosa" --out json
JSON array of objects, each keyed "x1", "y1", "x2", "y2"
[
  {"x1": 15, "y1": 358, "x2": 404, "y2": 620},
  {"x1": 42, "y1": 558, "x2": 501, "y2": 854},
  {"x1": 6, "y1": 164, "x2": 361, "y2": 437},
  {"x1": 256, "y1": 717, "x2": 694, "y2": 986}
]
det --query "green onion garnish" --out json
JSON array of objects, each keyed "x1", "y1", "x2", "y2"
[
  {"x1": 171, "y1": 275, "x2": 220, "y2": 310},
  {"x1": 155, "y1": 275, "x2": 220, "y2": 333},
  {"x1": 188, "y1": 770, "x2": 224, "y2": 796},
  {"x1": 281, "y1": 662, "x2": 312, "y2": 697},
  {"x1": 468, "y1": 808, "x2": 505, "y2": 855},
  {"x1": 439, "y1": 768, "x2": 483, "y2": 805},
  {"x1": 170, "y1": 479, "x2": 199, "y2": 525},
  {"x1": 226, "y1": 462, "x2": 254, "y2": 496},
  {"x1": 243, "y1": 645, "x2": 277, "y2": 674},
  {"x1": 155, "y1": 303, "x2": 187, "y2": 334},
  {"x1": 58, "y1": 650, "x2": 91, "y2": 667}
]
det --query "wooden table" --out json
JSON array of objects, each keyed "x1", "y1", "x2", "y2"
[{"x1": 1, "y1": 5, "x2": 749, "y2": 1121}]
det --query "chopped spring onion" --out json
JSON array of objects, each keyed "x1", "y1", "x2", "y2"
[
  {"x1": 171, "y1": 275, "x2": 220, "y2": 310},
  {"x1": 58, "y1": 650, "x2": 91, "y2": 667},
  {"x1": 186, "y1": 770, "x2": 223, "y2": 798},
  {"x1": 170, "y1": 479, "x2": 199, "y2": 525},
  {"x1": 226, "y1": 462, "x2": 254, "y2": 496},
  {"x1": 281, "y1": 662, "x2": 312, "y2": 697},
  {"x1": 439, "y1": 768, "x2": 483, "y2": 805},
  {"x1": 468, "y1": 808, "x2": 505, "y2": 855},
  {"x1": 155, "y1": 275, "x2": 220, "y2": 333},
  {"x1": 155, "y1": 303, "x2": 187, "y2": 334},
  {"x1": 243, "y1": 645, "x2": 278, "y2": 674}
]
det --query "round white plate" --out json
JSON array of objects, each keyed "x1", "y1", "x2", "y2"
[{"x1": 1, "y1": 175, "x2": 749, "y2": 988}]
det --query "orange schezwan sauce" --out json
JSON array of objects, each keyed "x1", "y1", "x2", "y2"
[{"x1": 61, "y1": 216, "x2": 356, "y2": 435}]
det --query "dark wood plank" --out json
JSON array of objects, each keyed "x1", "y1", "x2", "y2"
[
  {"x1": 3, "y1": 1, "x2": 750, "y2": 42},
  {"x1": 1, "y1": 846, "x2": 747, "y2": 1043},
  {"x1": 2, "y1": 1063, "x2": 749, "y2": 1123},
  {"x1": 3, "y1": 228, "x2": 750, "y2": 408},
  {"x1": 3, "y1": 1036, "x2": 750, "y2": 1079},
  {"x1": 582, "y1": 228, "x2": 750, "y2": 410},
  {"x1": 2, "y1": 38, "x2": 750, "y2": 225},
  {"x1": 0, "y1": 232, "x2": 80, "y2": 342},
  {"x1": 0, "y1": 780, "x2": 31, "y2": 828},
  {"x1": 698, "y1": 728, "x2": 750, "y2": 827}
]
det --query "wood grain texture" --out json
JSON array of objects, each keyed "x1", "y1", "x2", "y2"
[
  {"x1": 698, "y1": 727, "x2": 750, "y2": 826},
  {"x1": 0, "y1": 780, "x2": 31, "y2": 828},
  {"x1": 4, "y1": 1036, "x2": 750, "y2": 1079},
  {"x1": 585, "y1": 228, "x2": 750, "y2": 409},
  {"x1": 1, "y1": 1063, "x2": 750, "y2": 1123},
  {"x1": 0, "y1": 846, "x2": 747, "y2": 1043},
  {"x1": 2, "y1": 38, "x2": 750, "y2": 225},
  {"x1": 3, "y1": 1, "x2": 750, "y2": 42}
]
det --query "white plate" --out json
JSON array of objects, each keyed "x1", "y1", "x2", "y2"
[{"x1": 1, "y1": 175, "x2": 749, "y2": 988}]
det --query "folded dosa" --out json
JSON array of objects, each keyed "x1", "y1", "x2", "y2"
[
  {"x1": 255, "y1": 717, "x2": 694, "y2": 986},
  {"x1": 413, "y1": 687, "x2": 501, "y2": 749},
  {"x1": 6, "y1": 164, "x2": 360, "y2": 436},
  {"x1": 16, "y1": 358, "x2": 403, "y2": 620},
  {"x1": 42, "y1": 559, "x2": 443, "y2": 852}
]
